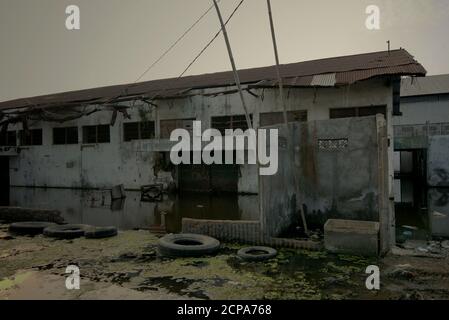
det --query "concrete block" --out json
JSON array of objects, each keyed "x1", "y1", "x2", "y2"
[{"x1": 324, "y1": 219, "x2": 380, "y2": 256}]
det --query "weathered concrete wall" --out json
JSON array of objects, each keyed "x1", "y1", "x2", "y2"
[
  {"x1": 182, "y1": 218, "x2": 321, "y2": 250},
  {"x1": 297, "y1": 116, "x2": 384, "y2": 224},
  {"x1": 428, "y1": 136, "x2": 449, "y2": 187},
  {"x1": 324, "y1": 219, "x2": 380, "y2": 256},
  {"x1": 8, "y1": 110, "x2": 170, "y2": 191},
  {"x1": 394, "y1": 95, "x2": 449, "y2": 126},
  {"x1": 428, "y1": 188, "x2": 449, "y2": 238},
  {"x1": 394, "y1": 136, "x2": 428, "y2": 151},
  {"x1": 259, "y1": 115, "x2": 393, "y2": 253},
  {"x1": 182, "y1": 218, "x2": 262, "y2": 243},
  {"x1": 259, "y1": 124, "x2": 299, "y2": 237},
  {"x1": 378, "y1": 116, "x2": 395, "y2": 254},
  {"x1": 6, "y1": 78, "x2": 394, "y2": 195}
]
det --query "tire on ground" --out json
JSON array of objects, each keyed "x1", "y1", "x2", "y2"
[
  {"x1": 237, "y1": 246, "x2": 277, "y2": 262},
  {"x1": 85, "y1": 226, "x2": 118, "y2": 239},
  {"x1": 8, "y1": 221, "x2": 57, "y2": 236},
  {"x1": 157, "y1": 233, "x2": 220, "y2": 257},
  {"x1": 43, "y1": 224, "x2": 88, "y2": 239}
]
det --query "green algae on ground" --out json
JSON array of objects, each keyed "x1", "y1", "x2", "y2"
[
  {"x1": 2, "y1": 230, "x2": 437, "y2": 300},
  {"x1": 0, "y1": 271, "x2": 33, "y2": 290}
]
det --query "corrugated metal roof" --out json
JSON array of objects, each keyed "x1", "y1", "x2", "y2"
[
  {"x1": 401, "y1": 74, "x2": 449, "y2": 97},
  {"x1": 310, "y1": 73, "x2": 336, "y2": 87},
  {"x1": 0, "y1": 49, "x2": 426, "y2": 111}
]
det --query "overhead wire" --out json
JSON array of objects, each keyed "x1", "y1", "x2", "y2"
[
  {"x1": 178, "y1": 0, "x2": 246, "y2": 79},
  {"x1": 102, "y1": 1, "x2": 221, "y2": 106},
  {"x1": 134, "y1": 1, "x2": 220, "y2": 84},
  {"x1": 19, "y1": 0, "x2": 245, "y2": 125}
]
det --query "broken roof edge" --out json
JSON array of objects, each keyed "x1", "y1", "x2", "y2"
[{"x1": 0, "y1": 48, "x2": 426, "y2": 111}]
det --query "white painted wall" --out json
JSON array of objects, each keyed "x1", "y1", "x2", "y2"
[
  {"x1": 393, "y1": 93, "x2": 449, "y2": 201},
  {"x1": 7, "y1": 78, "x2": 394, "y2": 194},
  {"x1": 394, "y1": 95, "x2": 449, "y2": 126}
]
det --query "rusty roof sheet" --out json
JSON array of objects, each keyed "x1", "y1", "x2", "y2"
[
  {"x1": 0, "y1": 49, "x2": 426, "y2": 111},
  {"x1": 310, "y1": 73, "x2": 337, "y2": 87}
]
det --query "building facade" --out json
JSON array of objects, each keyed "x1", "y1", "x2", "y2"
[
  {"x1": 0, "y1": 49, "x2": 426, "y2": 243},
  {"x1": 394, "y1": 75, "x2": 449, "y2": 239}
]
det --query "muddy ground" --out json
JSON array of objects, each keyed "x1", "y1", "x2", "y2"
[{"x1": 1, "y1": 224, "x2": 448, "y2": 300}]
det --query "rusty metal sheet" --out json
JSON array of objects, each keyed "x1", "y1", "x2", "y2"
[
  {"x1": 310, "y1": 73, "x2": 336, "y2": 87},
  {"x1": 336, "y1": 65, "x2": 426, "y2": 85},
  {"x1": 0, "y1": 49, "x2": 426, "y2": 111}
]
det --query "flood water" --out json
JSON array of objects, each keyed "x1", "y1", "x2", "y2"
[
  {"x1": 7, "y1": 187, "x2": 259, "y2": 233},
  {"x1": 395, "y1": 178, "x2": 449, "y2": 242},
  {"x1": 6, "y1": 183, "x2": 449, "y2": 242}
]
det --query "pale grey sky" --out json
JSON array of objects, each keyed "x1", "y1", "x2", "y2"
[{"x1": 1, "y1": 0, "x2": 448, "y2": 102}]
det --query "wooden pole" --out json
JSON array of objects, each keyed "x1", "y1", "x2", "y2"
[
  {"x1": 266, "y1": 0, "x2": 288, "y2": 127},
  {"x1": 212, "y1": 0, "x2": 252, "y2": 129},
  {"x1": 266, "y1": 0, "x2": 308, "y2": 234}
]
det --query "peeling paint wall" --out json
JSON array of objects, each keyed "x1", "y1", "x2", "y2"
[
  {"x1": 428, "y1": 188, "x2": 449, "y2": 238},
  {"x1": 260, "y1": 116, "x2": 393, "y2": 253},
  {"x1": 395, "y1": 95, "x2": 449, "y2": 126},
  {"x1": 428, "y1": 136, "x2": 449, "y2": 187},
  {"x1": 298, "y1": 117, "x2": 382, "y2": 226},
  {"x1": 259, "y1": 123, "x2": 299, "y2": 237},
  {"x1": 7, "y1": 78, "x2": 394, "y2": 195}
]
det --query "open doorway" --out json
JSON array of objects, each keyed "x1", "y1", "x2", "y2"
[
  {"x1": 394, "y1": 149, "x2": 429, "y2": 242},
  {"x1": 174, "y1": 154, "x2": 242, "y2": 228},
  {"x1": 178, "y1": 163, "x2": 239, "y2": 193},
  {"x1": 0, "y1": 157, "x2": 10, "y2": 206}
]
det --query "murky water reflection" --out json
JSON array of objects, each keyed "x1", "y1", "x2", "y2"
[
  {"x1": 395, "y1": 179, "x2": 449, "y2": 242},
  {"x1": 8, "y1": 187, "x2": 259, "y2": 233},
  {"x1": 8, "y1": 184, "x2": 449, "y2": 241}
]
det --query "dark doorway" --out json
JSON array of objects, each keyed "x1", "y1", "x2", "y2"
[
  {"x1": 179, "y1": 164, "x2": 239, "y2": 193},
  {"x1": 0, "y1": 157, "x2": 10, "y2": 206},
  {"x1": 165, "y1": 192, "x2": 241, "y2": 233},
  {"x1": 394, "y1": 149, "x2": 429, "y2": 243}
]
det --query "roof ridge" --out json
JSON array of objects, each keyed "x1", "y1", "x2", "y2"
[{"x1": 0, "y1": 48, "x2": 426, "y2": 109}]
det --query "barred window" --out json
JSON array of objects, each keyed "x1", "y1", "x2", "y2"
[
  {"x1": 53, "y1": 127, "x2": 78, "y2": 145},
  {"x1": 82, "y1": 125, "x2": 110, "y2": 144},
  {"x1": 19, "y1": 129, "x2": 43, "y2": 146},
  {"x1": 330, "y1": 106, "x2": 386, "y2": 119},
  {"x1": 259, "y1": 110, "x2": 308, "y2": 127},
  {"x1": 123, "y1": 121, "x2": 155, "y2": 141},
  {"x1": 211, "y1": 114, "x2": 253, "y2": 135},
  {"x1": 329, "y1": 108, "x2": 357, "y2": 119},
  {"x1": 160, "y1": 119, "x2": 195, "y2": 139},
  {"x1": 0, "y1": 131, "x2": 17, "y2": 146}
]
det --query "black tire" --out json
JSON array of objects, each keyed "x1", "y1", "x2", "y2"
[
  {"x1": 237, "y1": 246, "x2": 277, "y2": 262},
  {"x1": 158, "y1": 233, "x2": 220, "y2": 257},
  {"x1": 85, "y1": 226, "x2": 118, "y2": 239},
  {"x1": 9, "y1": 221, "x2": 57, "y2": 236},
  {"x1": 43, "y1": 224, "x2": 88, "y2": 239}
]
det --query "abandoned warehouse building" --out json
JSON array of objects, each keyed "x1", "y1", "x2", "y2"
[
  {"x1": 0, "y1": 49, "x2": 427, "y2": 255},
  {"x1": 394, "y1": 74, "x2": 449, "y2": 241}
]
